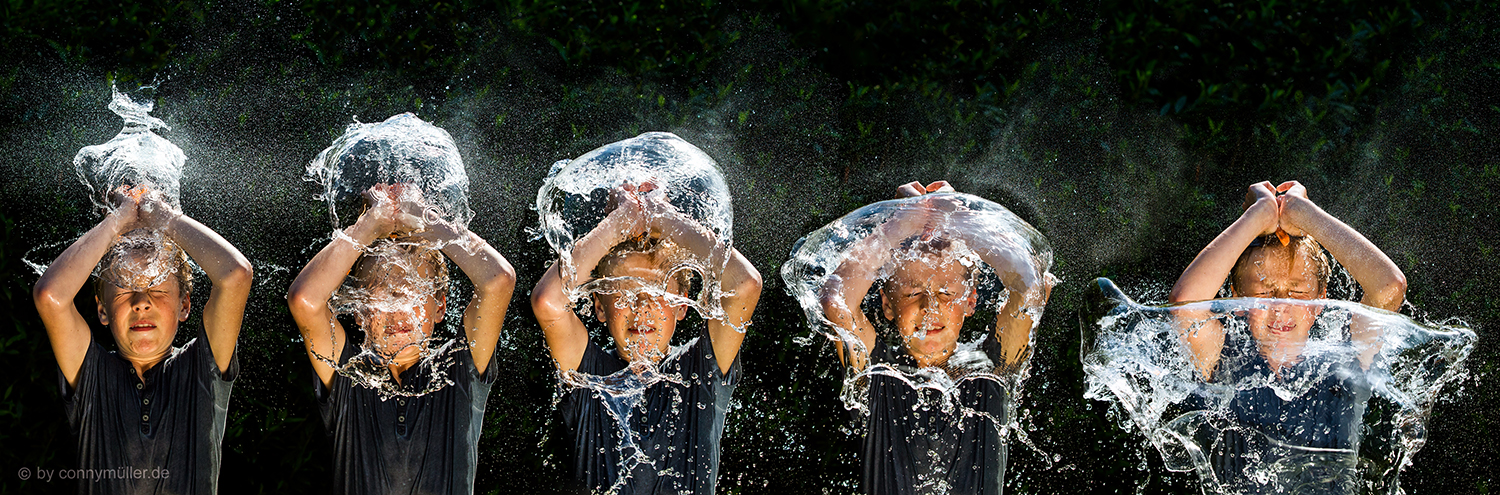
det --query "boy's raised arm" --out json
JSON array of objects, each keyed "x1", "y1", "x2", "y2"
[
  {"x1": 34, "y1": 190, "x2": 141, "y2": 387},
  {"x1": 818, "y1": 187, "x2": 934, "y2": 370},
  {"x1": 419, "y1": 215, "x2": 516, "y2": 375},
  {"x1": 1169, "y1": 181, "x2": 1280, "y2": 380},
  {"x1": 643, "y1": 189, "x2": 760, "y2": 374},
  {"x1": 288, "y1": 189, "x2": 411, "y2": 388},
  {"x1": 532, "y1": 189, "x2": 645, "y2": 372},
  {"x1": 1276, "y1": 181, "x2": 1405, "y2": 368},
  {"x1": 947, "y1": 220, "x2": 1053, "y2": 368},
  {"x1": 156, "y1": 196, "x2": 253, "y2": 375}
]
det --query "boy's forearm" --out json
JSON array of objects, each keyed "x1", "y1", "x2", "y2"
[
  {"x1": 165, "y1": 214, "x2": 251, "y2": 285},
  {"x1": 1283, "y1": 196, "x2": 1406, "y2": 309},
  {"x1": 289, "y1": 219, "x2": 381, "y2": 307},
  {"x1": 1170, "y1": 210, "x2": 1266, "y2": 302},
  {"x1": 440, "y1": 232, "x2": 516, "y2": 296},
  {"x1": 35, "y1": 213, "x2": 129, "y2": 302}
]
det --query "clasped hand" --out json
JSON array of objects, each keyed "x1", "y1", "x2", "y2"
[{"x1": 1242, "y1": 180, "x2": 1312, "y2": 239}]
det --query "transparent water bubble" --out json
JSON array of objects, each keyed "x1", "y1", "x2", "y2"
[
  {"x1": 534, "y1": 131, "x2": 733, "y2": 324},
  {"x1": 780, "y1": 192, "x2": 1054, "y2": 418},
  {"x1": 74, "y1": 86, "x2": 184, "y2": 214},
  {"x1": 1082, "y1": 278, "x2": 1477, "y2": 495},
  {"x1": 304, "y1": 113, "x2": 476, "y2": 399},
  {"x1": 306, "y1": 112, "x2": 473, "y2": 233}
]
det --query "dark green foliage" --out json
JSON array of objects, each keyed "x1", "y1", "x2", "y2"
[{"x1": 1, "y1": 1, "x2": 1496, "y2": 493}]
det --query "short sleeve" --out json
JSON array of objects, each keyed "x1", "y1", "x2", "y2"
[
  {"x1": 196, "y1": 327, "x2": 240, "y2": 383},
  {"x1": 58, "y1": 339, "x2": 103, "y2": 427},
  {"x1": 698, "y1": 330, "x2": 740, "y2": 390}
]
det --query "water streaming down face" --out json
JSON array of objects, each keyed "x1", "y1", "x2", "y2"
[
  {"x1": 781, "y1": 192, "x2": 1055, "y2": 438},
  {"x1": 535, "y1": 131, "x2": 734, "y2": 325},
  {"x1": 1082, "y1": 279, "x2": 1476, "y2": 495},
  {"x1": 535, "y1": 132, "x2": 736, "y2": 489},
  {"x1": 304, "y1": 113, "x2": 475, "y2": 398}
]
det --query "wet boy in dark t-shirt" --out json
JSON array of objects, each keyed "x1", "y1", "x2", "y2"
[
  {"x1": 287, "y1": 184, "x2": 516, "y2": 495},
  {"x1": 532, "y1": 181, "x2": 762, "y2": 494},
  {"x1": 34, "y1": 186, "x2": 253, "y2": 495},
  {"x1": 1169, "y1": 181, "x2": 1406, "y2": 493},
  {"x1": 818, "y1": 181, "x2": 1053, "y2": 495}
]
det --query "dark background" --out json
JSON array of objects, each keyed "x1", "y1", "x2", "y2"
[{"x1": 1, "y1": 0, "x2": 1495, "y2": 493}]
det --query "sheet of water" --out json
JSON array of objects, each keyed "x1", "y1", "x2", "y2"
[
  {"x1": 304, "y1": 113, "x2": 476, "y2": 399},
  {"x1": 781, "y1": 192, "x2": 1055, "y2": 462},
  {"x1": 1083, "y1": 278, "x2": 1476, "y2": 494}
]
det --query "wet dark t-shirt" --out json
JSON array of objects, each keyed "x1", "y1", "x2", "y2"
[
  {"x1": 316, "y1": 337, "x2": 497, "y2": 495},
  {"x1": 1201, "y1": 325, "x2": 1372, "y2": 494},
  {"x1": 862, "y1": 333, "x2": 1011, "y2": 495},
  {"x1": 59, "y1": 329, "x2": 238, "y2": 495},
  {"x1": 559, "y1": 332, "x2": 740, "y2": 495}
]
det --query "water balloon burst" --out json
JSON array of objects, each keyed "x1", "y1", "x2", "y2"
[{"x1": 1082, "y1": 279, "x2": 1475, "y2": 494}]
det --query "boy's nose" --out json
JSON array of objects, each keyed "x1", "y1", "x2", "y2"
[{"x1": 130, "y1": 291, "x2": 153, "y2": 310}]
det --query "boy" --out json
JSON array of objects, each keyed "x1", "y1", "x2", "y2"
[
  {"x1": 818, "y1": 181, "x2": 1052, "y2": 495},
  {"x1": 287, "y1": 186, "x2": 516, "y2": 493},
  {"x1": 33, "y1": 186, "x2": 253, "y2": 495},
  {"x1": 1168, "y1": 181, "x2": 1406, "y2": 493},
  {"x1": 531, "y1": 180, "x2": 762, "y2": 494}
]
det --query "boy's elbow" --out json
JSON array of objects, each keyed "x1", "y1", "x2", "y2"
[
  {"x1": 529, "y1": 285, "x2": 567, "y2": 320},
  {"x1": 32, "y1": 282, "x2": 72, "y2": 313},
  {"x1": 285, "y1": 287, "x2": 324, "y2": 320},
  {"x1": 222, "y1": 262, "x2": 254, "y2": 289}
]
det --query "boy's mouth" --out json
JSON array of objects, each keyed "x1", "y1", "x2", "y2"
[
  {"x1": 628, "y1": 326, "x2": 657, "y2": 335},
  {"x1": 129, "y1": 321, "x2": 157, "y2": 332}
]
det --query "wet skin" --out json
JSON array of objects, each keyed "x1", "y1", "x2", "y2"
[
  {"x1": 1231, "y1": 246, "x2": 1327, "y2": 370},
  {"x1": 351, "y1": 257, "x2": 446, "y2": 369},
  {"x1": 592, "y1": 253, "x2": 688, "y2": 365},
  {"x1": 881, "y1": 255, "x2": 978, "y2": 368},
  {"x1": 94, "y1": 252, "x2": 190, "y2": 370}
]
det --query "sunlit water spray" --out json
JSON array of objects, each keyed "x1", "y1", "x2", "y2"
[
  {"x1": 1082, "y1": 279, "x2": 1476, "y2": 495},
  {"x1": 304, "y1": 112, "x2": 478, "y2": 399},
  {"x1": 534, "y1": 132, "x2": 738, "y2": 491},
  {"x1": 781, "y1": 192, "x2": 1057, "y2": 480},
  {"x1": 26, "y1": 86, "x2": 195, "y2": 287}
]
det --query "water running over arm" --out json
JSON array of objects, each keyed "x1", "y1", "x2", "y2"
[
  {"x1": 149, "y1": 193, "x2": 253, "y2": 375},
  {"x1": 414, "y1": 212, "x2": 515, "y2": 375},
  {"x1": 288, "y1": 186, "x2": 424, "y2": 387},
  {"x1": 34, "y1": 187, "x2": 147, "y2": 387}
]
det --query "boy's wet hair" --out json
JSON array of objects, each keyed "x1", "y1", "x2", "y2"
[
  {"x1": 594, "y1": 235, "x2": 693, "y2": 292},
  {"x1": 1230, "y1": 234, "x2": 1331, "y2": 295},
  {"x1": 93, "y1": 230, "x2": 193, "y2": 298},
  {"x1": 880, "y1": 235, "x2": 980, "y2": 297},
  {"x1": 351, "y1": 242, "x2": 451, "y2": 295}
]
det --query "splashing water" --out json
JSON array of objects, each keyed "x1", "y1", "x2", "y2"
[
  {"x1": 534, "y1": 131, "x2": 734, "y2": 323},
  {"x1": 306, "y1": 112, "x2": 473, "y2": 233},
  {"x1": 781, "y1": 192, "x2": 1054, "y2": 412},
  {"x1": 74, "y1": 86, "x2": 184, "y2": 214},
  {"x1": 536, "y1": 132, "x2": 737, "y2": 492},
  {"x1": 781, "y1": 192, "x2": 1055, "y2": 492},
  {"x1": 304, "y1": 113, "x2": 476, "y2": 399},
  {"x1": 1082, "y1": 278, "x2": 1476, "y2": 495}
]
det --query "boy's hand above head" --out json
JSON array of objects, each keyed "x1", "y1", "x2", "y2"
[
  {"x1": 896, "y1": 180, "x2": 955, "y2": 199},
  {"x1": 1275, "y1": 181, "x2": 1311, "y2": 237},
  {"x1": 1241, "y1": 181, "x2": 1281, "y2": 237},
  {"x1": 360, "y1": 184, "x2": 429, "y2": 238}
]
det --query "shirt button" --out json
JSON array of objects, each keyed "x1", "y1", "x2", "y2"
[
  {"x1": 398, "y1": 399, "x2": 406, "y2": 406},
  {"x1": 142, "y1": 415, "x2": 149, "y2": 422},
  {"x1": 142, "y1": 398, "x2": 150, "y2": 405},
  {"x1": 398, "y1": 415, "x2": 405, "y2": 422},
  {"x1": 136, "y1": 383, "x2": 143, "y2": 390}
]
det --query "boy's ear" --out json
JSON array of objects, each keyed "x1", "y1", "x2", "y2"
[
  {"x1": 178, "y1": 294, "x2": 191, "y2": 322},
  {"x1": 95, "y1": 295, "x2": 110, "y2": 327},
  {"x1": 880, "y1": 291, "x2": 894, "y2": 321},
  {"x1": 591, "y1": 295, "x2": 606, "y2": 323},
  {"x1": 674, "y1": 304, "x2": 688, "y2": 321},
  {"x1": 964, "y1": 287, "x2": 978, "y2": 317}
]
